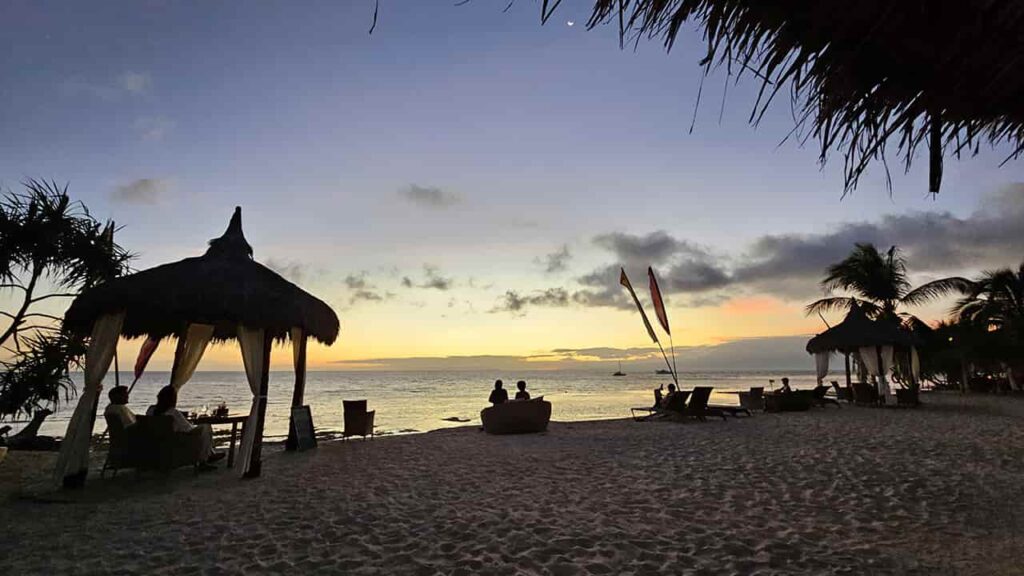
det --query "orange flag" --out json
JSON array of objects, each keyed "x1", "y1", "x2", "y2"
[
  {"x1": 134, "y1": 336, "x2": 160, "y2": 381},
  {"x1": 620, "y1": 268, "x2": 659, "y2": 344},
  {"x1": 648, "y1": 267, "x2": 670, "y2": 336}
]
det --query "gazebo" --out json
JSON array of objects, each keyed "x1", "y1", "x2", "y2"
[
  {"x1": 806, "y1": 303, "x2": 918, "y2": 400},
  {"x1": 54, "y1": 207, "x2": 340, "y2": 487}
]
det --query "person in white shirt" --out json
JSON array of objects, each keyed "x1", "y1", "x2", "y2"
[
  {"x1": 103, "y1": 386, "x2": 136, "y2": 428},
  {"x1": 147, "y1": 385, "x2": 223, "y2": 464}
]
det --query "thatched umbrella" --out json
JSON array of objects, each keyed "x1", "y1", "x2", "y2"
[
  {"x1": 55, "y1": 207, "x2": 339, "y2": 486},
  {"x1": 806, "y1": 302, "x2": 916, "y2": 398},
  {"x1": 573, "y1": 1, "x2": 1024, "y2": 194}
]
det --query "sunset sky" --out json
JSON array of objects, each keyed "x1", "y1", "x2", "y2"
[{"x1": 3, "y1": 1, "x2": 1023, "y2": 371}]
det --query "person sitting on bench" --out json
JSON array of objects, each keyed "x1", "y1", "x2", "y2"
[{"x1": 147, "y1": 385, "x2": 224, "y2": 464}]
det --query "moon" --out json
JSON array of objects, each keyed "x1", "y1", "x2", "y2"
[{"x1": 567, "y1": 20, "x2": 575, "y2": 27}]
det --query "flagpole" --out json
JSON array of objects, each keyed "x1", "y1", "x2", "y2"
[
  {"x1": 656, "y1": 339, "x2": 678, "y2": 386},
  {"x1": 669, "y1": 333, "x2": 678, "y2": 381}
]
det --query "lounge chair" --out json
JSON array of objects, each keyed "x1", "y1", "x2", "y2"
[
  {"x1": 811, "y1": 385, "x2": 841, "y2": 407},
  {"x1": 763, "y1": 391, "x2": 814, "y2": 412},
  {"x1": 737, "y1": 387, "x2": 765, "y2": 412},
  {"x1": 101, "y1": 414, "x2": 205, "y2": 477},
  {"x1": 851, "y1": 383, "x2": 880, "y2": 406},
  {"x1": 481, "y1": 397, "x2": 551, "y2": 434},
  {"x1": 685, "y1": 387, "x2": 728, "y2": 421},
  {"x1": 832, "y1": 381, "x2": 853, "y2": 403},
  {"x1": 631, "y1": 390, "x2": 689, "y2": 421},
  {"x1": 342, "y1": 400, "x2": 375, "y2": 439}
]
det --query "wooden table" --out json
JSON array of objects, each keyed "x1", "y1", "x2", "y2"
[{"x1": 191, "y1": 414, "x2": 248, "y2": 468}]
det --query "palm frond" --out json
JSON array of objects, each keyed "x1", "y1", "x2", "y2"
[{"x1": 902, "y1": 277, "x2": 975, "y2": 306}]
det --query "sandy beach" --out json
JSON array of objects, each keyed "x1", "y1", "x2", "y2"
[{"x1": 2, "y1": 393, "x2": 1024, "y2": 575}]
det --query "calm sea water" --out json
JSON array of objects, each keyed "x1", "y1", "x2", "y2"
[{"x1": 25, "y1": 370, "x2": 818, "y2": 439}]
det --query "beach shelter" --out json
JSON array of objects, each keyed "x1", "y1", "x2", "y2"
[
  {"x1": 805, "y1": 303, "x2": 918, "y2": 399},
  {"x1": 54, "y1": 207, "x2": 340, "y2": 487}
]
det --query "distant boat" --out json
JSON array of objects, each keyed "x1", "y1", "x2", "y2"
[
  {"x1": 655, "y1": 369, "x2": 673, "y2": 375},
  {"x1": 613, "y1": 361, "x2": 626, "y2": 377}
]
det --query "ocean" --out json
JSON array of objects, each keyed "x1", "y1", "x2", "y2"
[{"x1": 25, "y1": 369, "x2": 819, "y2": 439}]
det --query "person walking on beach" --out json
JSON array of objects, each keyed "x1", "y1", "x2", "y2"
[
  {"x1": 515, "y1": 380, "x2": 530, "y2": 400},
  {"x1": 489, "y1": 380, "x2": 508, "y2": 405}
]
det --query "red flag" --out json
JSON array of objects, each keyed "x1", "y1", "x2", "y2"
[
  {"x1": 134, "y1": 336, "x2": 160, "y2": 381},
  {"x1": 620, "y1": 268, "x2": 660, "y2": 344},
  {"x1": 648, "y1": 267, "x2": 670, "y2": 336}
]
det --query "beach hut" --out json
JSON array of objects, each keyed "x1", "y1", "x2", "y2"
[
  {"x1": 54, "y1": 207, "x2": 340, "y2": 487},
  {"x1": 577, "y1": 2, "x2": 1024, "y2": 193},
  {"x1": 806, "y1": 303, "x2": 918, "y2": 401}
]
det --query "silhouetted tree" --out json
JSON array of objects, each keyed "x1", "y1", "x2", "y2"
[{"x1": 0, "y1": 180, "x2": 132, "y2": 418}]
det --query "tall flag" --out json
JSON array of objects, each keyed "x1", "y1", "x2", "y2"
[
  {"x1": 619, "y1": 268, "x2": 659, "y2": 344},
  {"x1": 648, "y1": 266, "x2": 670, "y2": 336}
]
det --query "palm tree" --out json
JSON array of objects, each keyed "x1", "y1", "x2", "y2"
[
  {"x1": 910, "y1": 264, "x2": 1024, "y2": 391},
  {"x1": 806, "y1": 243, "x2": 929, "y2": 323}
]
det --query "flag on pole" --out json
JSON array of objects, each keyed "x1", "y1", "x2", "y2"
[
  {"x1": 648, "y1": 266, "x2": 670, "y2": 336},
  {"x1": 133, "y1": 336, "x2": 160, "y2": 381},
  {"x1": 620, "y1": 268, "x2": 659, "y2": 344}
]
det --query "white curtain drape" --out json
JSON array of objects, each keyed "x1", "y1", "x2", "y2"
[
  {"x1": 814, "y1": 352, "x2": 830, "y2": 384},
  {"x1": 911, "y1": 347, "x2": 921, "y2": 384},
  {"x1": 880, "y1": 346, "x2": 895, "y2": 375},
  {"x1": 859, "y1": 347, "x2": 880, "y2": 376},
  {"x1": 237, "y1": 326, "x2": 266, "y2": 477},
  {"x1": 170, "y1": 324, "x2": 215, "y2": 390},
  {"x1": 53, "y1": 312, "x2": 125, "y2": 486}
]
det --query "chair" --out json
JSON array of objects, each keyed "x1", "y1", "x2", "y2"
[
  {"x1": 343, "y1": 400, "x2": 375, "y2": 439},
  {"x1": 481, "y1": 398, "x2": 552, "y2": 434},
  {"x1": 851, "y1": 383, "x2": 880, "y2": 406},
  {"x1": 832, "y1": 381, "x2": 853, "y2": 403},
  {"x1": 895, "y1": 387, "x2": 920, "y2": 408},
  {"x1": 737, "y1": 387, "x2": 765, "y2": 413},
  {"x1": 685, "y1": 387, "x2": 727, "y2": 421},
  {"x1": 102, "y1": 414, "x2": 204, "y2": 477},
  {"x1": 811, "y1": 385, "x2": 841, "y2": 407}
]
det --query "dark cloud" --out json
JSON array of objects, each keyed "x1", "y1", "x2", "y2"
[
  {"x1": 571, "y1": 186, "x2": 1024, "y2": 306},
  {"x1": 401, "y1": 276, "x2": 414, "y2": 288},
  {"x1": 264, "y1": 259, "x2": 309, "y2": 284},
  {"x1": 536, "y1": 245, "x2": 572, "y2": 274},
  {"x1": 344, "y1": 273, "x2": 369, "y2": 290},
  {"x1": 111, "y1": 178, "x2": 169, "y2": 204},
  {"x1": 342, "y1": 271, "x2": 390, "y2": 305},
  {"x1": 492, "y1": 288, "x2": 570, "y2": 314},
  {"x1": 420, "y1": 265, "x2": 453, "y2": 290},
  {"x1": 398, "y1": 184, "x2": 461, "y2": 209}
]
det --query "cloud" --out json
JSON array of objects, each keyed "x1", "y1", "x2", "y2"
[
  {"x1": 536, "y1": 245, "x2": 572, "y2": 273},
  {"x1": 419, "y1": 265, "x2": 453, "y2": 290},
  {"x1": 134, "y1": 116, "x2": 174, "y2": 141},
  {"x1": 63, "y1": 71, "x2": 152, "y2": 101},
  {"x1": 342, "y1": 271, "x2": 391, "y2": 305},
  {"x1": 331, "y1": 335, "x2": 814, "y2": 371},
  {"x1": 571, "y1": 185, "x2": 1024, "y2": 307},
  {"x1": 401, "y1": 276, "x2": 414, "y2": 288},
  {"x1": 398, "y1": 184, "x2": 461, "y2": 209},
  {"x1": 117, "y1": 72, "x2": 151, "y2": 94},
  {"x1": 111, "y1": 178, "x2": 169, "y2": 205},
  {"x1": 491, "y1": 288, "x2": 570, "y2": 314},
  {"x1": 264, "y1": 259, "x2": 309, "y2": 284}
]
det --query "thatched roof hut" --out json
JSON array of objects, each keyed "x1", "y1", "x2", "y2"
[
  {"x1": 64, "y1": 208, "x2": 339, "y2": 345},
  {"x1": 806, "y1": 303, "x2": 912, "y2": 355},
  {"x1": 55, "y1": 208, "x2": 339, "y2": 486},
  {"x1": 572, "y1": 1, "x2": 1024, "y2": 193}
]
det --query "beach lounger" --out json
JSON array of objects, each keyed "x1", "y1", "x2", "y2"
[
  {"x1": 343, "y1": 400, "x2": 375, "y2": 440},
  {"x1": 832, "y1": 382, "x2": 853, "y2": 403},
  {"x1": 737, "y1": 387, "x2": 765, "y2": 412},
  {"x1": 481, "y1": 398, "x2": 552, "y2": 434},
  {"x1": 685, "y1": 387, "x2": 728, "y2": 421},
  {"x1": 851, "y1": 383, "x2": 880, "y2": 406},
  {"x1": 812, "y1": 385, "x2": 841, "y2": 407}
]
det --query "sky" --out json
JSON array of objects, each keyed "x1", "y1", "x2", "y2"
[{"x1": 2, "y1": 1, "x2": 1023, "y2": 371}]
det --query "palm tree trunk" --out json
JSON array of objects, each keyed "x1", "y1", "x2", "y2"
[{"x1": 960, "y1": 355, "x2": 970, "y2": 393}]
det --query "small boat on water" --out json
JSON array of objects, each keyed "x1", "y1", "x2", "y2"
[
  {"x1": 655, "y1": 369, "x2": 673, "y2": 375},
  {"x1": 613, "y1": 361, "x2": 626, "y2": 377}
]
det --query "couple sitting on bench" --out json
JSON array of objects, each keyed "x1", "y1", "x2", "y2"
[{"x1": 103, "y1": 385, "x2": 223, "y2": 475}]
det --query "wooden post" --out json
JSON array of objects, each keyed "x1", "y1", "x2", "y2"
[
  {"x1": 876, "y1": 345, "x2": 887, "y2": 405},
  {"x1": 286, "y1": 333, "x2": 307, "y2": 451},
  {"x1": 243, "y1": 332, "x2": 273, "y2": 478}
]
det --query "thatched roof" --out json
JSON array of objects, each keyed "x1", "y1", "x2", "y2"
[
  {"x1": 572, "y1": 1, "x2": 1024, "y2": 193},
  {"x1": 805, "y1": 303, "x2": 913, "y2": 354},
  {"x1": 63, "y1": 208, "x2": 340, "y2": 345}
]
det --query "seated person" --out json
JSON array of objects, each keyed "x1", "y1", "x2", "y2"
[
  {"x1": 652, "y1": 384, "x2": 665, "y2": 409},
  {"x1": 103, "y1": 385, "x2": 136, "y2": 428},
  {"x1": 148, "y1": 385, "x2": 223, "y2": 464},
  {"x1": 661, "y1": 383, "x2": 678, "y2": 408},
  {"x1": 515, "y1": 380, "x2": 530, "y2": 400},
  {"x1": 488, "y1": 380, "x2": 509, "y2": 405},
  {"x1": 779, "y1": 377, "x2": 793, "y2": 394}
]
